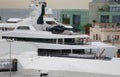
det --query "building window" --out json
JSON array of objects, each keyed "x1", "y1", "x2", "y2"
[
  {"x1": 112, "y1": 15, "x2": 120, "y2": 23},
  {"x1": 96, "y1": 34, "x2": 98, "y2": 40},
  {"x1": 109, "y1": 0, "x2": 120, "y2": 4},
  {"x1": 107, "y1": 35, "x2": 110, "y2": 41},
  {"x1": 62, "y1": 14, "x2": 70, "y2": 25},
  {"x1": 73, "y1": 15, "x2": 80, "y2": 27},
  {"x1": 93, "y1": 35, "x2": 95, "y2": 40},
  {"x1": 99, "y1": 35, "x2": 101, "y2": 40},
  {"x1": 114, "y1": 0, "x2": 120, "y2": 3},
  {"x1": 112, "y1": 35, "x2": 119, "y2": 41},
  {"x1": 110, "y1": 6, "x2": 120, "y2": 12},
  {"x1": 101, "y1": 15, "x2": 109, "y2": 23},
  {"x1": 115, "y1": 35, "x2": 119, "y2": 40}
]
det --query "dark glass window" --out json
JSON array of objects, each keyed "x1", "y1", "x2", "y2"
[
  {"x1": 73, "y1": 15, "x2": 80, "y2": 27},
  {"x1": 73, "y1": 49, "x2": 85, "y2": 54},
  {"x1": 101, "y1": 15, "x2": 109, "y2": 23},
  {"x1": 64, "y1": 38, "x2": 75, "y2": 45},
  {"x1": 112, "y1": 15, "x2": 120, "y2": 23},
  {"x1": 58, "y1": 39, "x2": 63, "y2": 44},
  {"x1": 62, "y1": 14, "x2": 70, "y2": 25},
  {"x1": 38, "y1": 49, "x2": 71, "y2": 56},
  {"x1": 3, "y1": 37, "x2": 85, "y2": 45},
  {"x1": 38, "y1": 49, "x2": 85, "y2": 57},
  {"x1": 17, "y1": 26, "x2": 30, "y2": 30},
  {"x1": 2, "y1": 37, "x2": 56, "y2": 44}
]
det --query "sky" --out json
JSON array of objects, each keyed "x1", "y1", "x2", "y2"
[
  {"x1": 47, "y1": 0, "x2": 92, "y2": 9},
  {"x1": 0, "y1": 0, "x2": 92, "y2": 9},
  {"x1": 0, "y1": 0, "x2": 31, "y2": 8}
]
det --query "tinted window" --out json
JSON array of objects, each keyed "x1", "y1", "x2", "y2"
[{"x1": 17, "y1": 26, "x2": 30, "y2": 30}]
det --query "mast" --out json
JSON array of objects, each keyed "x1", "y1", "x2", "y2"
[
  {"x1": 30, "y1": 0, "x2": 47, "y2": 30},
  {"x1": 37, "y1": 0, "x2": 47, "y2": 24}
]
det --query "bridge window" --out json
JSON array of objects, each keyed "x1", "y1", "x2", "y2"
[{"x1": 17, "y1": 26, "x2": 30, "y2": 30}]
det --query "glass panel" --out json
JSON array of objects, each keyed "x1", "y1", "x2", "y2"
[
  {"x1": 73, "y1": 15, "x2": 80, "y2": 27},
  {"x1": 62, "y1": 14, "x2": 70, "y2": 25},
  {"x1": 112, "y1": 15, "x2": 120, "y2": 23},
  {"x1": 101, "y1": 15, "x2": 109, "y2": 23}
]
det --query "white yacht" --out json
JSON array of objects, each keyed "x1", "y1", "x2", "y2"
[
  {"x1": 0, "y1": 0, "x2": 120, "y2": 77},
  {"x1": 1, "y1": 0, "x2": 117, "y2": 58}
]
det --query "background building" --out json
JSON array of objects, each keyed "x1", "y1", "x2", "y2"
[
  {"x1": 89, "y1": 0, "x2": 108, "y2": 23},
  {"x1": 90, "y1": 23, "x2": 120, "y2": 42},
  {"x1": 60, "y1": 9, "x2": 89, "y2": 32},
  {"x1": 89, "y1": 0, "x2": 120, "y2": 24},
  {"x1": 52, "y1": 9, "x2": 62, "y2": 21}
]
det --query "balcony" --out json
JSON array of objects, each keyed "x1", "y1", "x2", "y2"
[{"x1": 101, "y1": 28, "x2": 120, "y2": 32}]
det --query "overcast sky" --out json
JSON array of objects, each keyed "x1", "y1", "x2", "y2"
[
  {"x1": 47, "y1": 0, "x2": 92, "y2": 9},
  {"x1": 0, "y1": 0, "x2": 92, "y2": 9}
]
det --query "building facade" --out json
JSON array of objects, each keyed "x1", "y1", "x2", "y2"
[
  {"x1": 90, "y1": 23, "x2": 120, "y2": 42},
  {"x1": 60, "y1": 9, "x2": 89, "y2": 32},
  {"x1": 89, "y1": 0, "x2": 120, "y2": 24},
  {"x1": 89, "y1": 0, "x2": 107, "y2": 23},
  {"x1": 97, "y1": 12, "x2": 120, "y2": 23}
]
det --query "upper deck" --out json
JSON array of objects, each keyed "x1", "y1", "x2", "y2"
[{"x1": 2, "y1": 30, "x2": 90, "y2": 45}]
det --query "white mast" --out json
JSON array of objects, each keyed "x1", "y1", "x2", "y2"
[{"x1": 30, "y1": 0, "x2": 47, "y2": 30}]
